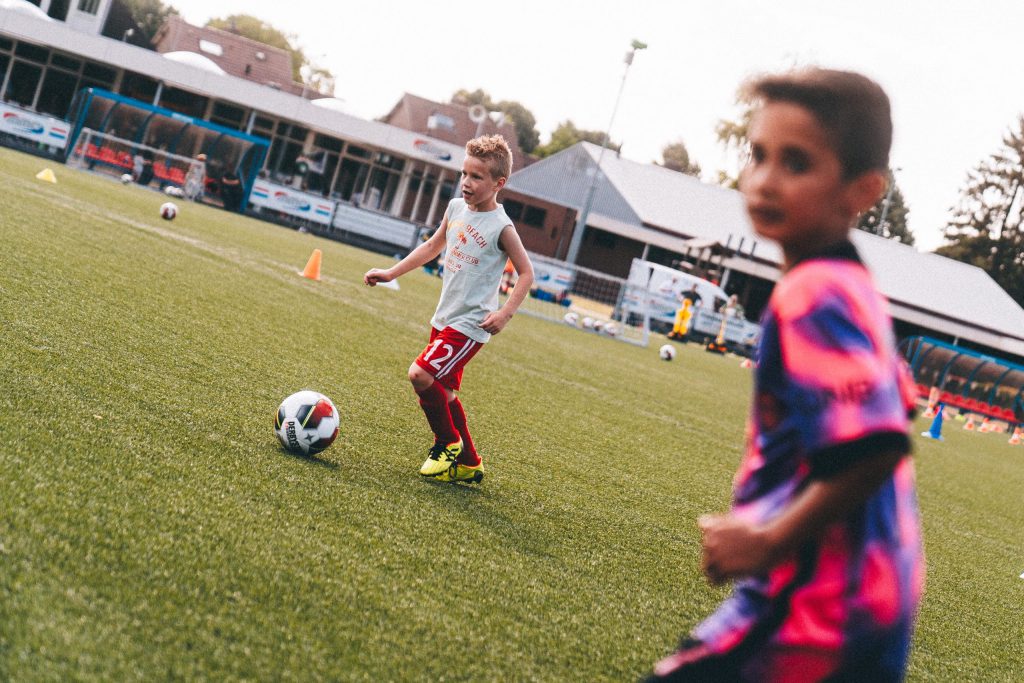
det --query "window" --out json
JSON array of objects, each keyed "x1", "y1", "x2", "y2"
[
  {"x1": 14, "y1": 42, "x2": 49, "y2": 64},
  {"x1": 594, "y1": 231, "x2": 617, "y2": 249},
  {"x1": 523, "y1": 205, "x2": 547, "y2": 228},
  {"x1": 4, "y1": 61, "x2": 42, "y2": 107},
  {"x1": 503, "y1": 199, "x2": 524, "y2": 220},
  {"x1": 37, "y1": 70, "x2": 78, "y2": 117},
  {"x1": 199, "y1": 40, "x2": 223, "y2": 57},
  {"x1": 50, "y1": 53, "x2": 81, "y2": 71},
  {"x1": 210, "y1": 102, "x2": 245, "y2": 130},
  {"x1": 77, "y1": 0, "x2": 100, "y2": 14}
]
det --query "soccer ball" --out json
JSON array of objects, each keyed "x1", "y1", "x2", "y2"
[
  {"x1": 563, "y1": 311, "x2": 580, "y2": 326},
  {"x1": 581, "y1": 316, "x2": 595, "y2": 329},
  {"x1": 603, "y1": 322, "x2": 620, "y2": 337},
  {"x1": 164, "y1": 185, "x2": 184, "y2": 198},
  {"x1": 120, "y1": 173, "x2": 133, "y2": 184},
  {"x1": 592, "y1": 320, "x2": 605, "y2": 333},
  {"x1": 659, "y1": 344, "x2": 676, "y2": 361},
  {"x1": 274, "y1": 390, "x2": 340, "y2": 456},
  {"x1": 160, "y1": 202, "x2": 178, "y2": 220}
]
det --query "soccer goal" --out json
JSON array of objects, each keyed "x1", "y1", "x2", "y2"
[
  {"x1": 503, "y1": 252, "x2": 652, "y2": 347},
  {"x1": 66, "y1": 128, "x2": 207, "y2": 199}
]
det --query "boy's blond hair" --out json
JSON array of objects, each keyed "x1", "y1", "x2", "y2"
[{"x1": 466, "y1": 134, "x2": 513, "y2": 180}]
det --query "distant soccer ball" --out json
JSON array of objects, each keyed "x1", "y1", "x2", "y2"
[
  {"x1": 581, "y1": 316, "x2": 595, "y2": 329},
  {"x1": 563, "y1": 312, "x2": 580, "y2": 326},
  {"x1": 120, "y1": 173, "x2": 134, "y2": 184},
  {"x1": 659, "y1": 344, "x2": 677, "y2": 361},
  {"x1": 160, "y1": 202, "x2": 178, "y2": 220},
  {"x1": 163, "y1": 185, "x2": 184, "y2": 198},
  {"x1": 275, "y1": 390, "x2": 340, "y2": 456},
  {"x1": 603, "y1": 322, "x2": 620, "y2": 337}
]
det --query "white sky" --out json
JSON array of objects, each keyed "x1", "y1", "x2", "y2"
[{"x1": 168, "y1": 0, "x2": 1024, "y2": 251}]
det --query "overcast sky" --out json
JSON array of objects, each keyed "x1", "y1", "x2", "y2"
[{"x1": 168, "y1": 0, "x2": 1024, "y2": 251}]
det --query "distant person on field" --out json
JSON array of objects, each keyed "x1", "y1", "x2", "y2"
[
  {"x1": 136, "y1": 151, "x2": 155, "y2": 186},
  {"x1": 681, "y1": 283, "x2": 702, "y2": 307},
  {"x1": 723, "y1": 294, "x2": 745, "y2": 319},
  {"x1": 220, "y1": 168, "x2": 244, "y2": 212},
  {"x1": 668, "y1": 298, "x2": 692, "y2": 341},
  {"x1": 364, "y1": 135, "x2": 534, "y2": 484},
  {"x1": 646, "y1": 68, "x2": 923, "y2": 682},
  {"x1": 185, "y1": 153, "x2": 207, "y2": 201}
]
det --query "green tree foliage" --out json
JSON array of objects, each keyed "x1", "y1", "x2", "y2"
[
  {"x1": 533, "y1": 120, "x2": 620, "y2": 159},
  {"x1": 206, "y1": 15, "x2": 333, "y2": 92},
  {"x1": 659, "y1": 140, "x2": 701, "y2": 177},
  {"x1": 120, "y1": 0, "x2": 178, "y2": 41},
  {"x1": 856, "y1": 179, "x2": 914, "y2": 245},
  {"x1": 937, "y1": 117, "x2": 1024, "y2": 308},
  {"x1": 451, "y1": 89, "x2": 540, "y2": 153}
]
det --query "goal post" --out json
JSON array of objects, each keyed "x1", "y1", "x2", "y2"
[
  {"x1": 502, "y1": 252, "x2": 652, "y2": 347},
  {"x1": 66, "y1": 128, "x2": 207, "y2": 199}
]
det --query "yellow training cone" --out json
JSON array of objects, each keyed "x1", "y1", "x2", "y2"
[
  {"x1": 35, "y1": 168, "x2": 57, "y2": 183},
  {"x1": 300, "y1": 249, "x2": 322, "y2": 281}
]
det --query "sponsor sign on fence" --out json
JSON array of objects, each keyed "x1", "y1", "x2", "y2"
[
  {"x1": 249, "y1": 181, "x2": 335, "y2": 226},
  {"x1": 0, "y1": 103, "x2": 69, "y2": 149}
]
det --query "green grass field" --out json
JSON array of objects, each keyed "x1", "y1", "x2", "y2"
[{"x1": 1, "y1": 147, "x2": 1023, "y2": 681}]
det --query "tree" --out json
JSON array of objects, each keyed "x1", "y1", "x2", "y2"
[
  {"x1": 659, "y1": 140, "x2": 701, "y2": 177},
  {"x1": 120, "y1": 0, "x2": 177, "y2": 42},
  {"x1": 856, "y1": 179, "x2": 914, "y2": 245},
  {"x1": 533, "y1": 120, "x2": 620, "y2": 158},
  {"x1": 451, "y1": 89, "x2": 540, "y2": 153},
  {"x1": 937, "y1": 116, "x2": 1024, "y2": 308},
  {"x1": 206, "y1": 15, "x2": 334, "y2": 93}
]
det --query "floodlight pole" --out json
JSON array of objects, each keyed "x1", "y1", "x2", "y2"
[
  {"x1": 878, "y1": 166, "x2": 901, "y2": 235},
  {"x1": 563, "y1": 40, "x2": 647, "y2": 264}
]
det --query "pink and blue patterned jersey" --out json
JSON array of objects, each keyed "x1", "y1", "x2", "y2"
[{"x1": 691, "y1": 243, "x2": 924, "y2": 680}]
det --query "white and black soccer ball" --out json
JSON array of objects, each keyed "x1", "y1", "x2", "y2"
[
  {"x1": 160, "y1": 202, "x2": 178, "y2": 220},
  {"x1": 274, "y1": 390, "x2": 340, "y2": 456},
  {"x1": 164, "y1": 185, "x2": 184, "y2": 198},
  {"x1": 581, "y1": 316, "x2": 595, "y2": 330},
  {"x1": 563, "y1": 311, "x2": 580, "y2": 326},
  {"x1": 120, "y1": 173, "x2": 133, "y2": 184},
  {"x1": 603, "y1": 322, "x2": 620, "y2": 337},
  {"x1": 659, "y1": 344, "x2": 676, "y2": 361}
]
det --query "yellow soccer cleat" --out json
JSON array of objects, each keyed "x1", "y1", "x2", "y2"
[
  {"x1": 437, "y1": 461, "x2": 485, "y2": 484},
  {"x1": 418, "y1": 440, "x2": 463, "y2": 477}
]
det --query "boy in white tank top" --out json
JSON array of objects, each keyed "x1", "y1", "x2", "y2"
[{"x1": 364, "y1": 135, "x2": 534, "y2": 483}]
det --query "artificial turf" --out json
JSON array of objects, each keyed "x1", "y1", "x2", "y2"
[{"x1": 1, "y1": 147, "x2": 1022, "y2": 681}]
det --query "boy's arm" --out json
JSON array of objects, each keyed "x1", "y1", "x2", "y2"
[
  {"x1": 364, "y1": 218, "x2": 447, "y2": 286},
  {"x1": 479, "y1": 225, "x2": 534, "y2": 334},
  {"x1": 699, "y1": 448, "x2": 905, "y2": 585}
]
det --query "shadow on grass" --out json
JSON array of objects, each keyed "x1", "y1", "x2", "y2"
[{"x1": 278, "y1": 447, "x2": 340, "y2": 470}]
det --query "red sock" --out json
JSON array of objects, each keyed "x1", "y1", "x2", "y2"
[
  {"x1": 416, "y1": 382, "x2": 460, "y2": 445},
  {"x1": 448, "y1": 397, "x2": 480, "y2": 466}
]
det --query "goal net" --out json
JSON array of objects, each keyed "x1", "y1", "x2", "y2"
[
  {"x1": 502, "y1": 252, "x2": 652, "y2": 347},
  {"x1": 66, "y1": 128, "x2": 207, "y2": 199}
]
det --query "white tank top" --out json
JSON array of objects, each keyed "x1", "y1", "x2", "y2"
[{"x1": 430, "y1": 198, "x2": 513, "y2": 343}]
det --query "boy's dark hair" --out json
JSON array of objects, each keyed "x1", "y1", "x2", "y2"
[{"x1": 744, "y1": 68, "x2": 892, "y2": 179}]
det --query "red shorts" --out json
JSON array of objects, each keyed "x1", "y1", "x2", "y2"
[{"x1": 414, "y1": 326, "x2": 482, "y2": 391}]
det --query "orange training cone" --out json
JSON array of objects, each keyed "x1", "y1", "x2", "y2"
[
  {"x1": 1010, "y1": 427, "x2": 1021, "y2": 445},
  {"x1": 979, "y1": 417, "x2": 991, "y2": 433},
  {"x1": 964, "y1": 415, "x2": 976, "y2": 430},
  {"x1": 35, "y1": 168, "x2": 57, "y2": 183},
  {"x1": 300, "y1": 249, "x2": 322, "y2": 281}
]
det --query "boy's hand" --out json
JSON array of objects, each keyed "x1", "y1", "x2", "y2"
[
  {"x1": 479, "y1": 309, "x2": 513, "y2": 334},
  {"x1": 363, "y1": 268, "x2": 393, "y2": 286},
  {"x1": 698, "y1": 514, "x2": 774, "y2": 585}
]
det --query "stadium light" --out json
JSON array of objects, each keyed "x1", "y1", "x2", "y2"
[
  {"x1": 563, "y1": 40, "x2": 647, "y2": 265},
  {"x1": 878, "y1": 166, "x2": 902, "y2": 235}
]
